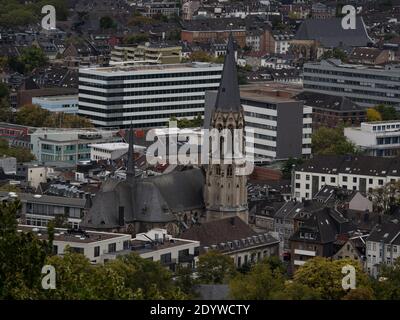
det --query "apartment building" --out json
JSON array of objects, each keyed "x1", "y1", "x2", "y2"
[
  {"x1": 0, "y1": 191, "x2": 87, "y2": 229},
  {"x1": 303, "y1": 59, "x2": 400, "y2": 108},
  {"x1": 294, "y1": 155, "x2": 400, "y2": 201},
  {"x1": 110, "y1": 43, "x2": 182, "y2": 64},
  {"x1": 366, "y1": 221, "x2": 400, "y2": 277},
  {"x1": 78, "y1": 62, "x2": 223, "y2": 128},
  {"x1": 181, "y1": 217, "x2": 280, "y2": 268},
  {"x1": 18, "y1": 225, "x2": 131, "y2": 264},
  {"x1": 104, "y1": 228, "x2": 200, "y2": 270},
  {"x1": 345, "y1": 121, "x2": 400, "y2": 157},
  {"x1": 30, "y1": 128, "x2": 122, "y2": 164},
  {"x1": 294, "y1": 91, "x2": 367, "y2": 130}
]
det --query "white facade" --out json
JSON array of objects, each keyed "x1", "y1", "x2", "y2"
[
  {"x1": 78, "y1": 62, "x2": 223, "y2": 128},
  {"x1": 294, "y1": 169, "x2": 400, "y2": 201},
  {"x1": 366, "y1": 240, "x2": 400, "y2": 277},
  {"x1": 303, "y1": 60, "x2": 400, "y2": 107},
  {"x1": 241, "y1": 98, "x2": 312, "y2": 162},
  {"x1": 30, "y1": 128, "x2": 122, "y2": 164},
  {"x1": 32, "y1": 95, "x2": 79, "y2": 114},
  {"x1": 89, "y1": 142, "x2": 129, "y2": 161},
  {"x1": 135, "y1": 229, "x2": 199, "y2": 263},
  {"x1": 18, "y1": 225, "x2": 131, "y2": 264},
  {"x1": 345, "y1": 121, "x2": 400, "y2": 157},
  {"x1": 27, "y1": 166, "x2": 54, "y2": 189}
]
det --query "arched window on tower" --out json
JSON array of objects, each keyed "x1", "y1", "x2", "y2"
[
  {"x1": 220, "y1": 136, "x2": 224, "y2": 160},
  {"x1": 227, "y1": 165, "x2": 233, "y2": 177}
]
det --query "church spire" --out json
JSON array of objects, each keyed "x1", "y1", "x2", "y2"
[
  {"x1": 126, "y1": 123, "x2": 135, "y2": 183},
  {"x1": 214, "y1": 33, "x2": 241, "y2": 112}
]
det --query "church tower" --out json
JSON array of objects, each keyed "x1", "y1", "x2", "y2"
[{"x1": 204, "y1": 33, "x2": 248, "y2": 224}]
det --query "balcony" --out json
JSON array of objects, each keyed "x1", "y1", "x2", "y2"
[
  {"x1": 178, "y1": 254, "x2": 195, "y2": 264},
  {"x1": 294, "y1": 249, "x2": 316, "y2": 257},
  {"x1": 294, "y1": 260, "x2": 306, "y2": 266}
]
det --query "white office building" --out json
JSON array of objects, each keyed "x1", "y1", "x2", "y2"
[
  {"x1": 240, "y1": 85, "x2": 312, "y2": 162},
  {"x1": 32, "y1": 95, "x2": 79, "y2": 114},
  {"x1": 30, "y1": 128, "x2": 122, "y2": 164},
  {"x1": 78, "y1": 62, "x2": 223, "y2": 128},
  {"x1": 303, "y1": 59, "x2": 400, "y2": 107},
  {"x1": 18, "y1": 225, "x2": 131, "y2": 264},
  {"x1": 345, "y1": 121, "x2": 400, "y2": 157}
]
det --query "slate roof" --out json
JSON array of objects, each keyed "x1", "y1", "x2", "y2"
[
  {"x1": 294, "y1": 17, "x2": 373, "y2": 48},
  {"x1": 214, "y1": 33, "x2": 242, "y2": 113},
  {"x1": 367, "y1": 221, "x2": 400, "y2": 245},
  {"x1": 297, "y1": 155, "x2": 400, "y2": 177},
  {"x1": 0, "y1": 191, "x2": 86, "y2": 207},
  {"x1": 181, "y1": 216, "x2": 279, "y2": 251},
  {"x1": 294, "y1": 91, "x2": 364, "y2": 112},
  {"x1": 82, "y1": 167, "x2": 205, "y2": 229},
  {"x1": 290, "y1": 207, "x2": 339, "y2": 244},
  {"x1": 181, "y1": 216, "x2": 256, "y2": 246}
]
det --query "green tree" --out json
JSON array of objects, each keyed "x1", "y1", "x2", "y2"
[
  {"x1": 100, "y1": 16, "x2": 116, "y2": 29},
  {"x1": 293, "y1": 257, "x2": 373, "y2": 300},
  {"x1": 370, "y1": 180, "x2": 400, "y2": 214},
  {"x1": 106, "y1": 253, "x2": 186, "y2": 299},
  {"x1": 15, "y1": 104, "x2": 93, "y2": 128},
  {"x1": 373, "y1": 257, "x2": 400, "y2": 299},
  {"x1": 229, "y1": 258, "x2": 286, "y2": 299},
  {"x1": 374, "y1": 104, "x2": 399, "y2": 121},
  {"x1": 0, "y1": 200, "x2": 48, "y2": 299},
  {"x1": 0, "y1": 97, "x2": 12, "y2": 122},
  {"x1": 15, "y1": 104, "x2": 51, "y2": 127},
  {"x1": 123, "y1": 33, "x2": 149, "y2": 44},
  {"x1": 342, "y1": 287, "x2": 374, "y2": 300},
  {"x1": 311, "y1": 127, "x2": 358, "y2": 155},
  {"x1": 189, "y1": 51, "x2": 214, "y2": 62},
  {"x1": 44, "y1": 250, "x2": 134, "y2": 299},
  {"x1": 175, "y1": 265, "x2": 197, "y2": 298},
  {"x1": 0, "y1": 138, "x2": 35, "y2": 162},
  {"x1": 197, "y1": 250, "x2": 236, "y2": 284},
  {"x1": 0, "y1": 82, "x2": 9, "y2": 98},
  {"x1": 281, "y1": 157, "x2": 304, "y2": 180},
  {"x1": 18, "y1": 46, "x2": 48, "y2": 73},
  {"x1": 272, "y1": 281, "x2": 322, "y2": 300},
  {"x1": 321, "y1": 48, "x2": 347, "y2": 62}
]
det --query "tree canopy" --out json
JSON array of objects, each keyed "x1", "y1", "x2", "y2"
[
  {"x1": 311, "y1": 126, "x2": 358, "y2": 155},
  {"x1": 0, "y1": 138, "x2": 35, "y2": 162},
  {"x1": 197, "y1": 250, "x2": 236, "y2": 284},
  {"x1": 281, "y1": 157, "x2": 304, "y2": 179},
  {"x1": 15, "y1": 104, "x2": 93, "y2": 128},
  {"x1": 0, "y1": 200, "x2": 187, "y2": 299}
]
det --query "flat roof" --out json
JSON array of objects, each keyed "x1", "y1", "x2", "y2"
[
  {"x1": 80, "y1": 62, "x2": 222, "y2": 75},
  {"x1": 89, "y1": 142, "x2": 129, "y2": 151},
  {"x1": 240, "y1": 83, "x2": 301, "y2": 103},
  {"x1": 32, "y1": 95, "x2": 78, "y2": 101},
  {"x1": 18, "y1": 225, "x2": 130, "y2": 244},
  {"x1": 130, "y1": 238, "x2": 197, "y2": 254},
  {"x1": 0, "y1": 191, "x2": 87, "y2": 207}
]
